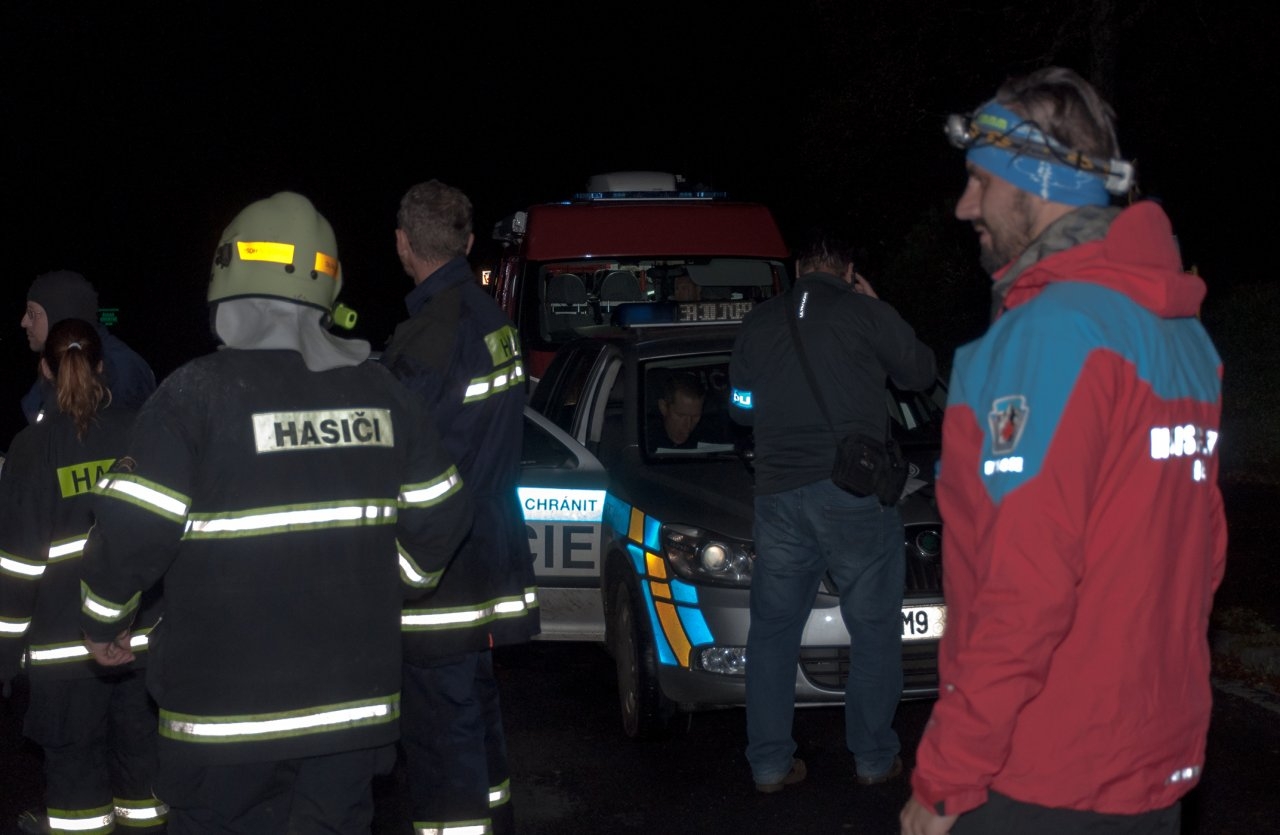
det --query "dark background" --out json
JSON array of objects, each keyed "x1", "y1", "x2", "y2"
[{"x1": 4, "y1": 0, "x2": 1275, "y2": 455}]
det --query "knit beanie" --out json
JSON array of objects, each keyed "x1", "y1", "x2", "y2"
[{"x1": 27, "y1": 270, "x2": 100, "y2": 327}]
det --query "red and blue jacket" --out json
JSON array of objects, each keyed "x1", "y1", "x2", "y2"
[{"x1": 912, "y1": 201, "x2": 1227, "y2": 816}]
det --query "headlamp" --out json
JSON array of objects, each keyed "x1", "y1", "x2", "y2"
[{"x1": 945, "y1": 102, "x2": 1134, "y2": 196}]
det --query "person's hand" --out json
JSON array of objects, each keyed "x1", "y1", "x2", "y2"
[
  {"x1": 852, "y1": 272, "x2": 879, "y2": 298},
  {"x1": 84, "y1": 630, "x2": 135, "y2": 666},
  {"x1": 900, "y1": 796, "x2": 957, "y2": 835}
]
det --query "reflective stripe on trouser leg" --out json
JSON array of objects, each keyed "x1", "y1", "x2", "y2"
[
  {"x1": 46, "y1": 806, "x2": 114, "y2": 834},
  {"x1": 413, "y1": 821, "x2": 490, "y2": 835},
  {"x1": 403, "y1": 651, "x2": 505, "y2": 834},
  {"x1": 114, "y1": 796, "x2": 169, "y2": 828}
]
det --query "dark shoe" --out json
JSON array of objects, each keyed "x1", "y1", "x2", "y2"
[
  {"x1": 16, "y1": 810, "x2": 51, "y2": 835},
  {"x1": 856, "y1": 755, "x2": 903, "y2": 786},
  {"x1": 755, "y1": 757, "x2": 807, "y2": 793}
]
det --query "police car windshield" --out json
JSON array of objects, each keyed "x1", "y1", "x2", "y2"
[{"x1": 538, "y1": 258, "x2": 785, "y2": 344}]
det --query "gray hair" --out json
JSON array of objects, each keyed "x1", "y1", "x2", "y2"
[{"x1": 397, "y1": 180, "x2": 473, "y2": 262}]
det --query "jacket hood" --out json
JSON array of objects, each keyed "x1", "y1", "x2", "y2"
[{"x1": 998, "y1": 201, "x2": 1206, "y2": 320}]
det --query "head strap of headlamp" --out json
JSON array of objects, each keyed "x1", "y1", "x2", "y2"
[{"x1": 945, "y1": 101, "x2": 1134, "y2": 196}]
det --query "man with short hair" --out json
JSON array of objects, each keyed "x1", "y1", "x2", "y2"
[
  {"x1": 649, "y1": 372, "x2": 707, "y2": 450},
  {"x1": 382, "y1": 179, "x2": 537, "y2": 835},
  {"x1": 21, "y1": 270, "x2": 156, "y2": 425},
  {"x1": 901, "y1": 67, "x2": 1226, "y2": 835},
  {"x1": 730, "y1": 228, "x2": 936, "y2": 793}
]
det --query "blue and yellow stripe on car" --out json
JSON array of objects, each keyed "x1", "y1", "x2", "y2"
[{"x1": 604, "y1": 495, "x2": 713, "y2": 668}]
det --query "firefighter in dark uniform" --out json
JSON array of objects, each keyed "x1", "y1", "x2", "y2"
[
  {"x1": 1, "y1": 318, "x2": 166, "y2": 834},
  {"x1": 77, "y1": 192, "x2": 474, "y2": 832},
  {"x1": 382, "y1": 180, "x2": 538, "y2": 835}
]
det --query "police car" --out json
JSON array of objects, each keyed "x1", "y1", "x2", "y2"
[{"x1": 519, "y1": 299, "x2": 946, "y2": 739}]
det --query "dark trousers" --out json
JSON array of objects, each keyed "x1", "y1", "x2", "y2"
[
  {"x1": 154, "y1": 746, "x2": 392, "y2": 834},
  {"x1": 953, "y1": 791, "x2": 1181, "y2": 835},
  {"x1": 25, "y1": 671, "x2": 164, "y2": 830},
  {"x1": 401, "y1": 651, "x2": 513, "y2": 834}
]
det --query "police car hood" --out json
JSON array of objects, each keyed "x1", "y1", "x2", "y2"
[
  {"x1": 614, "y1": 457, "x2": 756, "y2": 540},
  {"x1": 611, "y1": 455, "x2": 939, "y2": 541}
]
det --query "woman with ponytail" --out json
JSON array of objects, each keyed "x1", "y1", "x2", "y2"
[{"x1": 0, "y1": 318, "x2": 167, "y2": 831}]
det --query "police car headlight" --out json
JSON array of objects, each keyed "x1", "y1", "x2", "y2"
[{"x1": 662, "y1": 524, "x2": 754, "y2": 586}]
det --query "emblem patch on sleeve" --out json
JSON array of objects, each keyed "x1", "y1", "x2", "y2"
[{"x1": 988, "y1": 395, "x2": 1029, "y2": 455}]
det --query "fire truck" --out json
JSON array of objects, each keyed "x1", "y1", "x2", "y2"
[{"x1": 490, "y1": 171, "x2": 792, "y2": 382}]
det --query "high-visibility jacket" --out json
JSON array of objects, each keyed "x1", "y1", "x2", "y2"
[
  {"x1": 1, "y1": 404, "x2": 169, "y2": 833},
  {"x1": 382, "y1": 256, "x2": 539, "y2": 659},
  {"x1": 79, "y1": 349, "x2": 473, "y2": 766},
  {"x1": 0, "y1": 404, "x2": 161, "y2": 682}
]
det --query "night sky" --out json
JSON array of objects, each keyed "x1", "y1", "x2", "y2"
[{"x1": 5, "y1": 1, "x2": 1275, "y2": 449}]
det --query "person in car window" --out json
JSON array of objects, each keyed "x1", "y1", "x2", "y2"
[
  {"x1": 671, "y1": 272, "x2": 701, "y2": 302},
  {"x1": 648, "y1": 372, "x2": 708, "y2": 451},
  {"x1": 901, "y1": 67, "x2": 1226, "y2": 835}
]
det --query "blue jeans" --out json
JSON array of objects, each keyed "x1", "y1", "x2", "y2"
[{"x1": 746, "y1": 479, "x2": 904, "y2": 783}]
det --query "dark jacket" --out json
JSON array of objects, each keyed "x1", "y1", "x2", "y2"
[
  {"x1": 0, "y1": 404, "x2": 159, "y2": 683},
  {"x1": 730, "y1": 271, "x2": 936, "y2": 494},
  {"x1": 382, "y1": 256, "x2": 540, "y2": 659},
  {"x1": 78, "y1": 349, "x2": 472, "y2": 766},
  {"x1": 21, "y1": 326, "x2": 157, "y2": 425}
]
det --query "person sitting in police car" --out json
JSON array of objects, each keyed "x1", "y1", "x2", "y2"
[{"x1": 648, "y1": 372, "x2": 709, "y2": 451}]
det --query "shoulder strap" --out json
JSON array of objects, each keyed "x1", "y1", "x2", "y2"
[
  {"x1": 785, "y1": 285, "x2": 893, "y2": 444},
  {"x1": 785, "y1": 286, "x2": 837, "y2": 433}
]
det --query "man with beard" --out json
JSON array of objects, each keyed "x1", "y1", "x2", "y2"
[{"x1": 901, "y1": 67, "x2": 1226, "y2": 835}]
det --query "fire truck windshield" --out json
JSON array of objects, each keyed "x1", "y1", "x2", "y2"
[{"x1": 535, "y1": 257, "x2": 785, "y2": 342}]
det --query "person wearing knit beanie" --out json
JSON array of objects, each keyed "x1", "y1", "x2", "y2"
[
  {"x1": 19, "y1": 270, "x2": 156, "y2": 424},
  {"x1": 22, "y1": 270, "x2": 100, "y2": 352}
]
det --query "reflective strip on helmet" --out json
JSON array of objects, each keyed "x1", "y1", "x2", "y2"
[
  {"x1": 81, "y1": 583, "x2": 141, "y2": 624},
  {"x1": 29, "y1": 629, "x2": 151, "y2": 665},
  {"x1": 0, "y1": 615, "x2": 31, "y2": 635},
  {"x1": 233, "y1": 242, "x2": 337, "y2": 279},
  {"x1": 113, "y1": 797, "x2": 169, "y2": 826},
  {"x1": 413, "y1": 821, "x2": 490, "y2": 835},
  {"x1": 237, "y1": 240, "x2": 295, "y2": 265},
  {"x1": 45, "y1": 805, "x2": 114, "y2": 833},
  {"x1": 400, "y1": 467, "x2": 462, "y2": 507},
  {"x1": 159, "y1": 695, "x2": 398, "y2": 744},
  {"x1": 184, "y1": 501, "x2": 397, "y2": 538},
  {"x1": 314, "y1": 251, "x2": 339, "y2": 277},
  {"x1": 49, "y1": 536, "x2": 88, "y2": 561},
  {"x1": 402, "y1": 587, "x2": 539, "y2": 631},
  {"x1": 398, "y1": 541, "x2": 444, "y2": 589},
  {"x1": 0, "y1": 549, "x2": 44, "y2": 579},
  {"x1": 96, "y1": 474, "x2": 190, "y2": 524}
]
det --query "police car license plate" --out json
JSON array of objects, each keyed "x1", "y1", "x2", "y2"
[{"x1": 901, "y1": 605, "x2": 946, "y2": 641}]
